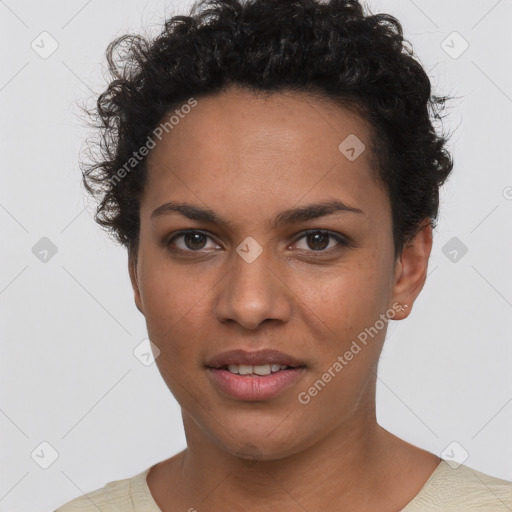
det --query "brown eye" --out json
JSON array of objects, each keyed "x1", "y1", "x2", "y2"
[
  {"x1": 182, "y1": 232, "x2": 208, "y2": 250},
  {"x1": 294, "y1": 230, "x2": 347, "y2": 253},
  {"x1": 167, "y1": 231, "x2": 220, "y2": 252},
  {"x1": 306, "y1": 232, "x2": 330, "y2": 251}
]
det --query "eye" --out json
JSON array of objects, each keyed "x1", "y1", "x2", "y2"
[
  {"x1": 293, "y1": 230, "x2": 347, "y2": 253},
  {"x1": 166, "y1": 229, "x2": 348, "y2": 256},
  {"x1": 167, "y1": 230, "x2": 220, "y2": 253}
]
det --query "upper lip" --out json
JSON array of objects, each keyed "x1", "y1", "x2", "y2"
[{"x1": 206, "y1": 349, "x2": 305, "y2": 369}]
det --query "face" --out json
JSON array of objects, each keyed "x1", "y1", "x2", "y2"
[{"x1": 129, "y1": 85, "x2": 432, "y2": 461}]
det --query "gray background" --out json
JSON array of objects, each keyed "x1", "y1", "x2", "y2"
[{"x1": 1, "y1": 0, "x2": 511, "y2": 510}]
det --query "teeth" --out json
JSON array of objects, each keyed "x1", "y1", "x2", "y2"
[
  {"x1": 226, "y1": 364, "x2": 289, "y2": 375},
  {"x1": 238, "y1": 364, "x2": 252, "y2": 375},
  {"x1": 253, "y1": 364, "x2": 271, "y2": 375}
]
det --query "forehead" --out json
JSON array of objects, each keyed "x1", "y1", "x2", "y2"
[{"x1": 143, "y1": 86, "x2": 389, "y2": 226}]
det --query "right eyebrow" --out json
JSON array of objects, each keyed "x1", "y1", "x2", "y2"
[{"x1": 151, "y1": 201, "x2": 234, "y2": 227}]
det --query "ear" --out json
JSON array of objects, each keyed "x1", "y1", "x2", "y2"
[
  {"x1": 128, "y1": 253, "x2": 144, "y2": 315},
  {"x1": 390, "y1": 218, "x2": 433, "y2": 320}
]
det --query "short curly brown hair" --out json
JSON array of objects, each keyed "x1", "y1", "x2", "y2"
[{"x1": 81, "y1": 0, "x2": 453, "y2": 261}]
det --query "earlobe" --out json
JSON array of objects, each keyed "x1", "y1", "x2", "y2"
[{"x1": 390, "y1": 219, "x2": 433, "y2": 319}]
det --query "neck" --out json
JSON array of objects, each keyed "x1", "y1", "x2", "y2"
[{"x1": 172, "y1": 404, "x2": 396, "y2": 510}]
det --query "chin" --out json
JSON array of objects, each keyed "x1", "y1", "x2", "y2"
[{"x1": 209, "y1": 423, "x2": 314, "y2": 463}]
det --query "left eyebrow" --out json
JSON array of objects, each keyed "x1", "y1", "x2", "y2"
[
  {"x1": 271, "y1": 199, "x2": 365, "y2": 229},
  {"x1": 150, "y1": 199, "x2": 365, "y2": 228}
]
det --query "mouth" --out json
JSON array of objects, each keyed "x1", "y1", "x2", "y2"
[
  {"x1": 215, "y1": 363, "x2": 302, "y2": 376},
  {"x1": 205, "y1": 349, "x2": 306, "y2": 401},
  {"x1": 205, "y1": 348, "x2": 306, "y2": 372}
]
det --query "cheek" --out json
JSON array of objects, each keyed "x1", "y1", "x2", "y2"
[
  {"x1": 297, "y1": 251, "x2": 389, "y2": 331},
  {"x1": 138, "y1": 257, "x2": 213, "y2": 356}
]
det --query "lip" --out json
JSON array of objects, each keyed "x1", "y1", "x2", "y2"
[
  {"x1": 205, "y1": 349, "x2": 306, "y2": 401},
  {"x1": 206, "y1": 367, "x2": 306, "y2": 401},
  {"x1": 205, "y1": 349, "x2": 305, "y2": 369}
]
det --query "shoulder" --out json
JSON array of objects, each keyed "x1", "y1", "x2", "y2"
[
  {"x1": 402, "y1": 460, "x2": 512, "y2": 511},
  {"x1": 54, "y1": 466, "x2": 160, "y2": 512}
]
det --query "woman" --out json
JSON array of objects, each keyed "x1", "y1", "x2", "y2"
[{"x1": 56, "y1": 0, "x2": 512, "y2": 510}]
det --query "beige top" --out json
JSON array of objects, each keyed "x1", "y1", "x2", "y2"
[{"x1": 55, "y1": 460, "x2": 512, "y2": 511}]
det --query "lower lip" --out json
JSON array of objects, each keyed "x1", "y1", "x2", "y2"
[{"x1": 206, "y1": 367, "x2": 306, "y2": 401}]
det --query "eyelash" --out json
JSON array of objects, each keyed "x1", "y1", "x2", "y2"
[{"x1": 165, "y1": 229, "x2": 348, "y2": 256}]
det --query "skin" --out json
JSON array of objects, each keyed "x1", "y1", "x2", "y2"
[{"x1": 128, "y1": 84, "x2": 441, "y2": 511}]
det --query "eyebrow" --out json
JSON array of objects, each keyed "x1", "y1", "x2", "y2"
[{"x1": 150, "y1": 199, "x2": 364, "y2": 229}]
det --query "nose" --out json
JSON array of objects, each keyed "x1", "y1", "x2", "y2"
[{"x1": 214, "y1": 245, "x2": 292, "y2": 330}]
